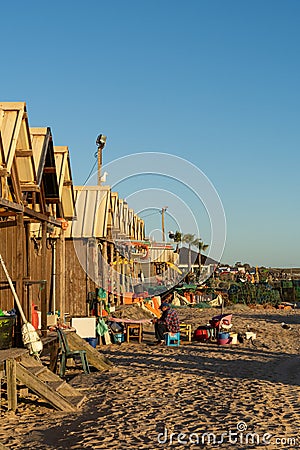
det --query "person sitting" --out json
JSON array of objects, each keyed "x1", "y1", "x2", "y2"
[{"x1": 153, "y1": 302, "x2": 180, "y2": 345}]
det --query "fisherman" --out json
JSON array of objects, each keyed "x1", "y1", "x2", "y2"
[{"x1": 153, "y1": 302, "x2": 180, "y2": 345}]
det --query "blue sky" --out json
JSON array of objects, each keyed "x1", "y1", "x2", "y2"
[{"x1": 2, "y1": 0, "x2": 300, "y2": 267}]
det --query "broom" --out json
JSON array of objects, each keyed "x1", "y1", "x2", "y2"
[{"x1": 0, "y1": 254, "x2": 43, "y2": 357}]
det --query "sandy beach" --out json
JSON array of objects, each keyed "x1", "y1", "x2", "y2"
[{"x1": 1, "y1": 305, "x2": 300, "y2": 449}]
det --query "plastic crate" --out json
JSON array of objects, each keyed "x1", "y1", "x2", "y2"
[{"x1": 113, "y1": 333, "x2": 124, "y2": 343}]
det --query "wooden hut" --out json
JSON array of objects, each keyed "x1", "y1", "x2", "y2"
[
  {"x1": 64, "y1": 185, "x2": 111, "y2": 315},
  {"x1": 64, "y1": 185, "x2": 147, "y2": 312},
  {"x1": 0, "y1": 103, "x2": 64, "y2": 337}
]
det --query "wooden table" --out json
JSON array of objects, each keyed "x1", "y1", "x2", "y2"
[{"x1": 125, "y1": 323, "x2": 143, "y2": 344}]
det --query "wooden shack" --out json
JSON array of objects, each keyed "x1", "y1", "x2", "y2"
[
  {"x1": 0, "y1": 103, "x2": 78, "y2": 337},
  {"x1": 63, "y1": 185, "x2": 147, "y2": 312}
]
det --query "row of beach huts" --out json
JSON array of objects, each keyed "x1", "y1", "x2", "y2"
[{"x1": 0, "y1": 102, "x2": 178, "y2": 336}]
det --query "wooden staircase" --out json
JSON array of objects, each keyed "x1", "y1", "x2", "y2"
[{"x1": 15, "y1": 354, "x2": 86, "y2": 412}]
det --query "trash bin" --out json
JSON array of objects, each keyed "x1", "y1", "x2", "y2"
[
  {"x1": 0, "y1": 316, "x2": 16, "y2": 350},
  {"x1": 84, "y1": 337, "x2": 98, "y2": 348}
]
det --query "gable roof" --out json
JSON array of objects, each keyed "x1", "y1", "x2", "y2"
[
  {"x1": 0, "y1": 102, "x2": 39, "y2": 203},
  {"x1": 54, "y1": 146, "x2": 75, "y2": 219},
  {"x1": 30, "y1": 127, "x2": 60, "y2": 209},
  {"x1": 109, "y1": 192, "x2": 121, "y2": 234}
]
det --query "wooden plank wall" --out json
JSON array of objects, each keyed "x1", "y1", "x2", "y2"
[
  {"x1": 0, "y1": 224, "x2": 53, "y2": 319},
  {"x1": 0, "y1": 224, "x2": 105, "y2": 321},
  {"x1": 0, "y1": 225, "x2": 21, "y2": 311},
  {"x1": 0, "y1": 226, "x2": 98, "y2": 321},
  {"x1": 64, "y1": 239, "x2": 96, "y2": 318}
]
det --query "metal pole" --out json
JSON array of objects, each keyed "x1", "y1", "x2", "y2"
[{"x1": 97, "y1": 146, "x2": 102, "y2": 186}]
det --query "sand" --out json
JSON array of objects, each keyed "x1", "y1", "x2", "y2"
[{"x1": 0, "y1": 305, "x2": 300, "y2": 449}]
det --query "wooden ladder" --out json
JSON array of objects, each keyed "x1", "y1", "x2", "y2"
[{"x1": 10, "y1": 354, "x2": 86, "y2": 412}]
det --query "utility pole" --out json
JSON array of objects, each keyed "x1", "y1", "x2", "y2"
[
  {"x1": 96, "y1": 134, "x2": 107, "y2": 186},
  {"x1": 161, "y1": 206, "x2": 168, "y2": 242}
]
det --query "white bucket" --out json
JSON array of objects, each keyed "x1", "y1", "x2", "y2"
[{"x1": 231, "y1": 333, "x2": 238, "y2": 344}]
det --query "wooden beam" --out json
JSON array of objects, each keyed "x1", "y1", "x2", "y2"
[
  {"x1": 0, "y1": 220, "x2": 16, "y2": 228},
  {"x1": 43, "y1": 167, "x2": 56, "y2": 174},
  {"x1": 45, "y1": 198, "x2": 60, "y2": 204},
  {"x1": 15, "y1": 150, "x2": 33, "y2": 157},
  {"x1": 20, "y1": 184, "x2": 40, "y2": 192},
  {"x1": 24, "y1": 207, "x2": 60, "y2": 226},
  {"x1": 0, "y1": 198, "x2": 23, "y2": 212},
  {"x1": 0, "y1": 199, "x2": 64, "y2": 227},
  {"x1": 6, "y1": 359, "x2": 17, "y2": 412},
  {"x1": 67, "y1": 332, "x2": 112, "y2": 371},
  {"x1": 0, "y1": 210, "x2": 16, "y2": 216}
]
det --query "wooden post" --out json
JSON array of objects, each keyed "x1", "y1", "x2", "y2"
[
  {"x1": 25, "y1": 222, "x2": 32, "y2": 324},
  {"x1": 88, "y1": 238, "x2": 97, "y2": 291},
  {"x1": 6, "y1": 359, "x2": 17, "y2": 412},
  {"x1": 115, "y1": 250, "x2": 120, "y2": 306},
  {"x1": 56, "y1": 229, "x2": 65, "y2": 324},
  {"x1": 15, "y1": 213, "x2": 24, "y2": 347},
  {"x1": 101, "y1": 241, "x2": 107, "y2": 292},
  {"x1": 109, "y1": 243, "x2": 115, "y2": 305},
  {"x1": 41, "y1": 221, "x2": 48, "y2": 336},
  {"x1": 60, "y1": 230, "x2": 65, "y2": 323},
  {"x1": 16, "y1": 213, "x2": 24, "y2": 309},
  {"x1": 120, "y1": 261, "x2": 125, "y2": 304}
]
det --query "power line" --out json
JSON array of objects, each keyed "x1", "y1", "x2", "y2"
[
  {"x1": 140, "y1": 211, "x2": 161, "y2": 219},
  {"x1": 83, "y1": 158, "x2": 97, "y2": 186}
]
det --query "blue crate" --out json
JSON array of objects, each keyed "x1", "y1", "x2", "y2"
[{"x1": 113, "y1": 333, "x2": 124, "y2": 343}]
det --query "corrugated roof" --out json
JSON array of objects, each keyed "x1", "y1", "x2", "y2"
[
  {"x1": 66, "y1": 186, "x2": 110, "y2": 238},
  {"x1": 149, "y1": 244, "x2": 179, "y2": 264},
  {"x1": 67, "y1": 185, "x2": 145, "y2": 242}
]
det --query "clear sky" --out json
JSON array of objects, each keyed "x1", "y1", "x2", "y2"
[{"x1": 2, "y1": 0, "x2": 300, "y2": 267}]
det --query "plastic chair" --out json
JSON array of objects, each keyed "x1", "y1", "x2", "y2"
[
  {"x1": 165, "y1": 332, "x2": 180, "y2": 347},
  {"x1": 56, "y1": 328, "x2": 90, "y2": 377}
]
